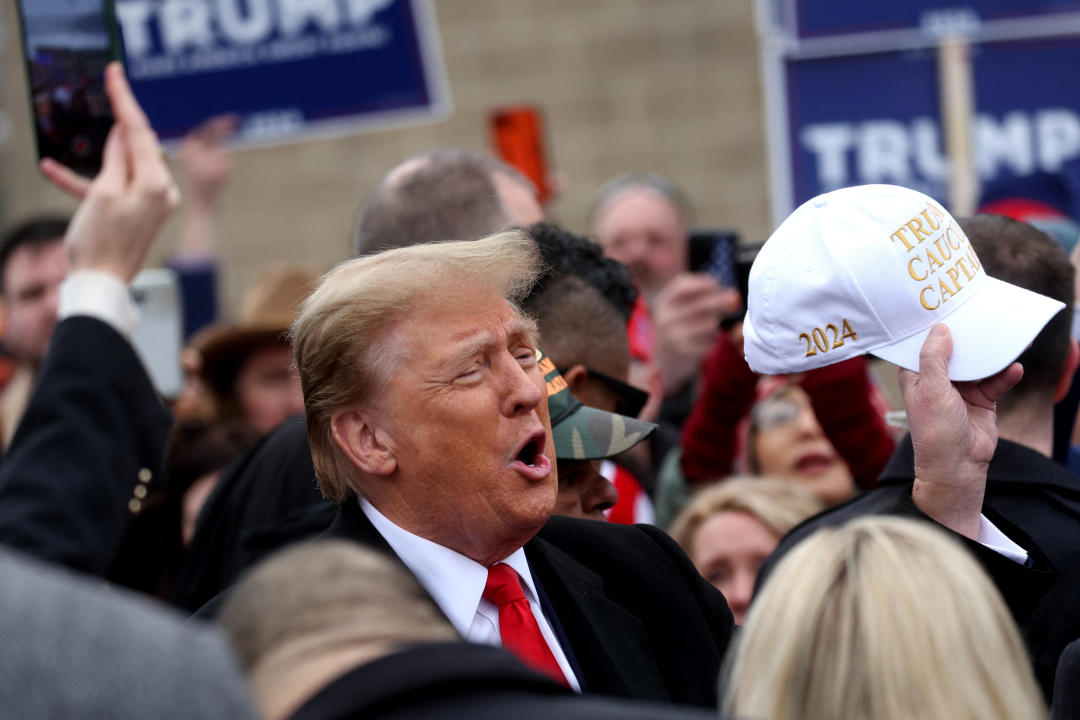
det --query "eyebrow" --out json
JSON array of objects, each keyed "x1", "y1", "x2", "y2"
[
  {"x1": 445, "y1": 315, "x2": 540, "y2": 367},
  {"x1": 513, "y1": 314, "x2": 541, "y2": 346}
]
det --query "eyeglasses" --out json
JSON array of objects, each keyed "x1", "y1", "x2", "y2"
[
  {"x1": 750, "y1": 395, "x2": 805, "y2": 432},
  {"x1": 558, "y1": 366, "x2": 649, "y2": 419}
]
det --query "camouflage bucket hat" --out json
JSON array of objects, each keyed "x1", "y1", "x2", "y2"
[{"x1": 537, "y1": 348, "x2": 657, "y2": 460}]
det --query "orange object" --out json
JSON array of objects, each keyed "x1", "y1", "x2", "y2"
[{"x1": 488, "y1": 105, "x2": 552, "y2": 203}]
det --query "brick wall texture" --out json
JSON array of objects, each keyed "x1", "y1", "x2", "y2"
[{"x1": 0, "y1": 0, "x2": 769, "y2": 314}]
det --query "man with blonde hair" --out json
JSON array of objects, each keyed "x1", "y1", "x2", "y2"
[{"x1": 290, "y1": 230, "x2": 731, "y2": 706}]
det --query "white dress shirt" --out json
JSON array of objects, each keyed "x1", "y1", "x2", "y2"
[
  {"x1": 58, "y1": 270, "x2": 140, "y2": 337},
  {"x1": 360, "y1": 499, "x2": 581, "y2": 691},
  {"x1": 977, "y1": 514, "x2": 1028, "y2": 564}
]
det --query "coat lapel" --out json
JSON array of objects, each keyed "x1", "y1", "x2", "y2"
[{"x1": 525, "y1": 535, "x2": 670, "y2": 702}]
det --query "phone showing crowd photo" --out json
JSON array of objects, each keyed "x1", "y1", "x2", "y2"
[{"x1": 14, "y1": 0, "x2": 123, "y2": 176}]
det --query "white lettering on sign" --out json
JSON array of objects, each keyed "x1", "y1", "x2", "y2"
[
  {"x1": 857, "y1": 120, "x2": 912, "y2": 184},
  {"x1": 1037, "y1": 109, "x2": 1080, "y2": 171},
  {"x1": 115, "y1": 0, "x2": 394, "y2": 58},
  {"x1": 218, "y1": 0, "x2": 274, "y2": 44},
  {"x1": 800, "y1": 109, "x2": 1080, "y2": 189},
  {"x1": 280, "y1": 0, "x2": 340, "y2": 36},
  {"x1": 800, "y1": 124, "x2": 854, "y2": 188},
  {"x1": 161, "y1": 0, "x2": 214, "y2": 54},
  {"x1": 975, "y1": 111, "x2": 1034, "y2": 177}
]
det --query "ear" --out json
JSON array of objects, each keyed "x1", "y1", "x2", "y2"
[
  {"x1": 561, "y1": 364, "x2": 591, "y2": 399},
  {"x1": 331, "y1": 408, "x2": 397, "y2": 477},
  {"x1": 1054, "y1": 338, "x2": 1080, "y2": 403}
]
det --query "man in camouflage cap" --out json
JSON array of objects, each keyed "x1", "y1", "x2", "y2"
[{"x1": 539, "y1": 349, "x2": 655, "y2": 520}]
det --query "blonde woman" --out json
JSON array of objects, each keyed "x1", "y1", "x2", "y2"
[
  {"x1": 668, "y1": 478, "x2": 823, "y2": 624},
  {"x1": 723, "y1": 516, "x2": 1045, "y2": 720}
]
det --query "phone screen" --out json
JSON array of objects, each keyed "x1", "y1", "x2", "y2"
[
  {"x1": 15, "y1": 0, "x2": 119, "y2": 176},
  {"x1": 689, "y1": 229, "x2": 746, "y2": 328}
]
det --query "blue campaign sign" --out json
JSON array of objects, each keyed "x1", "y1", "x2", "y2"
[
  {"x1": 789, "y1": 0, "x2": 1080, "y2": 39},
  {"x1": 787, "y1": 37, "x2": 1080, "y2": 209},
  {"x1": 114, "y1": 0, "x2": 449, "y2": 146},
  {"x1": 759, "y1": 0, "x2": 1080, "y2": 222}
]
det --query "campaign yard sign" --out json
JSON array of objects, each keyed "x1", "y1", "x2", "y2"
[
  {"x1": 758, "y1": 0, "x2": 1080, "y2": 223},
  {"x1": 115, "y1": 0, "x2": 450, "y2": 147}
]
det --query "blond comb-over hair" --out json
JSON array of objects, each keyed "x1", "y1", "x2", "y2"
[{"x1": 290, "y1": 230, "x2": 543, "y2": 501}]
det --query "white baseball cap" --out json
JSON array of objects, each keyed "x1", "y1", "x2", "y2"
[{"x1": 744, "y1": 184, "x2": 1065, "y2": 381}]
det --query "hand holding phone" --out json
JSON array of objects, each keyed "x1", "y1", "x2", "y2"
[
  {"x1": 57, "y1": 62, "x2": 180, "y2": 283},
  {"x1": 16, "y1": 0, "x2": 123, "y2": 177}
]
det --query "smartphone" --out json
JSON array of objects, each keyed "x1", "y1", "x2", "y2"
[
  {"x1": 488, "y1": 105, "x2": 552, "y2": 203},
  {"x1": 15, "y1": 0, "x2": 123, "y2": 176},
  {"x1": 688, "y1": 229, "x2": 739, "y2": 286},
  {"x1": 130, "y1": 269, "x2": 184, "y2": 399},
  {"x1": 689, "y1": 229, "x2": 745, "y2": 328}
]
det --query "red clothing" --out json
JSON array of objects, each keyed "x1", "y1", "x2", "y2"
[{"x1": 680, "y1": 332, "x2": 893, "y2": 490}]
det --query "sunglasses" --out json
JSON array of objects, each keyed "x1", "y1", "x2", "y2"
[{"x1": 558, "y1": 366, "x2": 649, "y2": 418}]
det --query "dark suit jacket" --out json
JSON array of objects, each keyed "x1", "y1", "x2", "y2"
[
  {"x1": 289, "y1": 642, "x2": 727, "y2": 720},
  {"x1": 0, "y1": 317, "x2": 171, "y2": 575},
  {"x1": 758, "y1": 435, "x2": 1067, "y2": 697},
  {"x1": 175, "y1": 417, "x2": 321, "y2": 610},
  {"x1": 323, "y1": 500, "x2": 734, "y2": 708},
  {"x1": 1052, "y1": 638, "x2": 1080, "y2": 720}
]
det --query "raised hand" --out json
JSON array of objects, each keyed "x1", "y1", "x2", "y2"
[
  {"x1": 45, "y1": 63, "x2": 180, "y2": 283},
  {"x1": 900, "y1": 323, "x2": 1023, "y2": 539},
  {"x1": 651, "y1": 272, "x2": 741, "y2": 392}
]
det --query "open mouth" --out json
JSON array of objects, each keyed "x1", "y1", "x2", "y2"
[
  {"x1": 512, "y1": 430, "x2": 552, "y2": 480},
  {"x1": 515, "y1": 431, "x2": 545, "y2": 467}
]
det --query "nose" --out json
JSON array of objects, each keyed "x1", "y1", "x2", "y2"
[
  {"x1": 501, "y1": 353, "x2": 544, "y2": 416},
  {"x1": 727, "y1": 569, "x2": 755, "y2": 624},
  {"x1": 582, "y1": 468, "x2": 618, "y2": 520},
  {"x1": 43, "y1": 285, "x2": 61, "y2": 322},
  {"x1": 793, "y1": 406, "x2": 824, "y2": 438}
]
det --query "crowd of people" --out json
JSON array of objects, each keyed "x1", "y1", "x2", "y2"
[{"x1": 0, "y1": 62, "x2": 1078, "y2": 719}]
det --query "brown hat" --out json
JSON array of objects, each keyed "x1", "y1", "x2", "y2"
[{"x1": 191, "y1": 266, "x2": 320, "y2": 397}]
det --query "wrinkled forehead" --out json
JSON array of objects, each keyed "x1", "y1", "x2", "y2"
[{"x1": 385, "y1": 285, "x2": 537, "y2": 363}]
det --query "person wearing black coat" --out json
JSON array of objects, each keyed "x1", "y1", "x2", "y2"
[{"x1": 759, "y1": 215, "x2": 1080, "y2": 699}]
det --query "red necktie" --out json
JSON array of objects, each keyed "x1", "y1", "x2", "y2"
[{"x1": 483, "y1": 563, "x2": 569, "y2": 686}]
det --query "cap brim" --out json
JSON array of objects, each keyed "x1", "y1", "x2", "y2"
[
  {"x1": 551, "y1": 403, "x2": 657, "y2": 461},
  {"x1": 871, "y1": 276, "x2": 1065, "y2": 381}
]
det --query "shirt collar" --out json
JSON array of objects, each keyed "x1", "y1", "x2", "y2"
[{"x1": 359, "y1": 498, "x2": 537, "y2": 636}]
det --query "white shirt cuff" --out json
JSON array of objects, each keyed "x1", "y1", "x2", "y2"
[
  {"x1": 977, "y1": 514, "x2": 1029, "y2": 565},
  {"x1": 58, "y1": 270, "x2": 140, "y2": 339}
]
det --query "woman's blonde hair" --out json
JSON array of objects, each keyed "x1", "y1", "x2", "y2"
[
  {"x1": 290, "y1": 230, "x2": 543, "y2": 501},
  {"x1": 667, "y1": 476, "x2": 823, "y2": 553},
  {"x1": 722, "y1": 516, "x2": 1045, "y2": 720}
]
